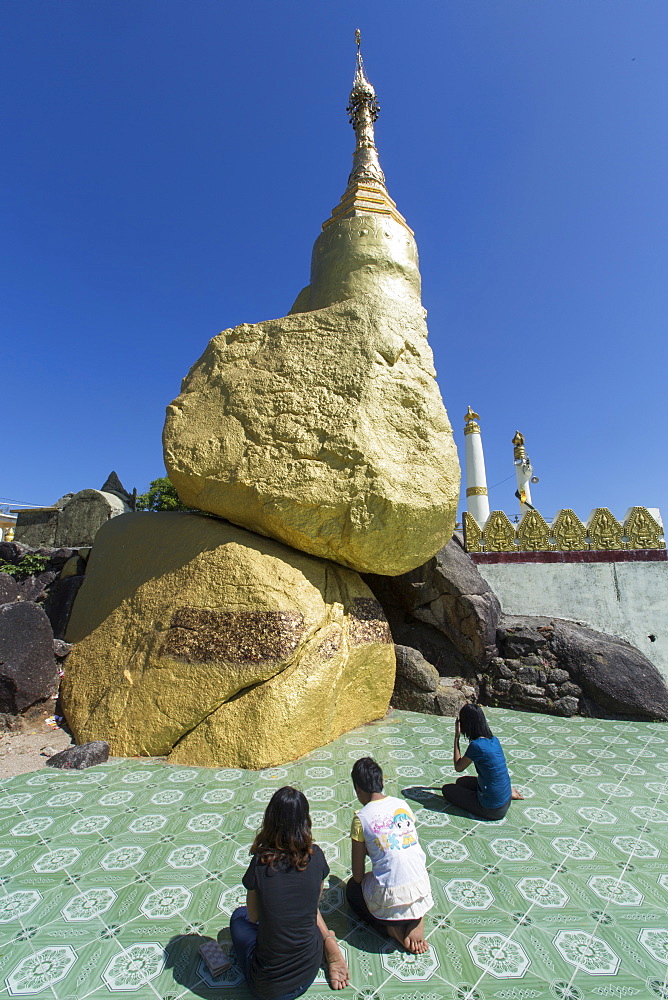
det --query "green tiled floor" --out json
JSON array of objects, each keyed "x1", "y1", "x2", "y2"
[{"x1": 1, "y1": 708, "x2": 668, "y2": 999}]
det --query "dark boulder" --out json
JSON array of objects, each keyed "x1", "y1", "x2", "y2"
[
  {"x1": 0, "y1": 602, "x2": 58, "y2": 714},
  {"x1": 497, "y1": 622, "x2": 549, "y2": 659},
  {"x1": 47, "y1": 740, "x2": 109, "y2": 770},
  {"x1": 395, "y1": 644, "x2": 439, "y2": 692},
  {"x1": 43, "y1": 575, "x2": 86, "y2": 639},
  {"x1": 365, "y1": 537, "x2": 500, "y2": 667},
  {"x1": 19, "y1": 570, "x2": 59, "y2": 603},
  {"x1": 0, "y1": 575, "x2": 20, "y2": 605},
  {"x1": 393, "y1": 620, "x2": 475, "y2": 680},
  {"x1": 552, "y1": 620, "x2": 668, "y2": 721},
  {"x1": 555, "y1": 696, "x2": 580, "y2": 717},
  {"x1": 0, "y1": 541, "x2": 27, "y2": 565},
  {"x1": 53, "y1": 639, "x2": 73, "y2": 660},
  {"x1": 483, "y1": 614, "x2": 668, "y2": 721},
  {"x1": 391, "y1": 678, "x2": 437, "y2": 714}
]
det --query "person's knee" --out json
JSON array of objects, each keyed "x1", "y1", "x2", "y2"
[{"x1": 230, "y1": 905, "x2": 248, "y2": 925}]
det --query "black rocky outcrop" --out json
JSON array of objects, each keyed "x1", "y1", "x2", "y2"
[{"x1": 482, "y1": 615, "x2": 668, "y2": 721}]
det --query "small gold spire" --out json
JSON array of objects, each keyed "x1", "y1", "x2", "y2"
[
  {"x1": 463, "y1": 406, "x2": 481, "y2": 435},
  {"x1": 355, "y1": 28, "x2": 361, "y2": 48},
  {"x1": 512, "y1": 430, "x2": 526, "y2": 462}
]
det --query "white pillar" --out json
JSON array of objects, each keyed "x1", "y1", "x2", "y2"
[
  {"x1": 512, "y1": 431, "x2": 535, "y2": 512},
  {"x1": 464, "y1": 407, "x2": 490, "y2": 526}
]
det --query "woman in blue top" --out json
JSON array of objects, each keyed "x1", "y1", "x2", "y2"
[{"x1": 441, "y1": 705, "x2": 523, "y2": 820}]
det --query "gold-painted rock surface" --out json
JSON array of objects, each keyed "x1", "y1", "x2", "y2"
[
  {"x1": 163, "y1": 293, "x2": 460, "y2": 576},
  {"x1": 61, "y1": 511, "x2": 395, "y2": 768}
]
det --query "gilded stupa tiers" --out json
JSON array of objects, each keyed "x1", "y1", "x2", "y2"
[
  {"x1": 292, "y1": 32, "x2": 422, "y2": 313},
  {"x1": 324, "y1": 33, "x2": 412, "y2": 234}
]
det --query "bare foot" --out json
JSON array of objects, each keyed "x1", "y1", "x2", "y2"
[
  {"x1": 511, "y1": 787, "x2": 524, "y2": 800},
  {"x1": 324, "y1": 934, "x2": 349, "y2": 990},
  {"x1": 387, "y1": 919, "x2": 429, "y2": 954}
]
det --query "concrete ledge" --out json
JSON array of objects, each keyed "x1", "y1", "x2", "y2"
[{"x1": 471, "y1": 548, "x2": 667, "y2": 564}]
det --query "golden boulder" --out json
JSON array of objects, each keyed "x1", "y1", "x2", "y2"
[
  {"x1": 61, "y1": 511, "x2": 395, "y2": 768},
  {"x1": 164, "y1": 293, "x2": 460, "y2": 577}
]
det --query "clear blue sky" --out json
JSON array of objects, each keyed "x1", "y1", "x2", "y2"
[{"x1": 3, "y1": 1, "x2": 666, "y2": 527}]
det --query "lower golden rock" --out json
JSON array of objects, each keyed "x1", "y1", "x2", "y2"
[{"x1": 61, "y1": 512, "x2": 395, "y2": 768}]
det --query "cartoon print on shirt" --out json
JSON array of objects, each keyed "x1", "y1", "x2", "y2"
[
  {"x1": 392, "y1": 808, "x2": 417, "y2": 849},
  {"x1": 373, "y1": 833, "x2": 390, "y2": 852},
  {"x1": 369, "y1": 808, "x2": 418, "y2": 852}
]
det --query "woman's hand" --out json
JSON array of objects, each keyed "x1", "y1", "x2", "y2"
[{"x1": 454, "y1": 718, "x2": 461, "y2": 741}]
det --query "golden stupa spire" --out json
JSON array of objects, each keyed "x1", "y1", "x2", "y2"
[
  {"x1": 322, "y1": 31, "x2": 411, "y2": 233},
  {"x1": 346, "y1": 30, "x2": 384, "y2": 187}
]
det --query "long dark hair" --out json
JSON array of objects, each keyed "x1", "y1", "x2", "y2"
[
  {"x1": 250, "y1": 786, "x2": 314, "y2": 871},
  {"x1": 459, "y1": 704, "x2": 493, "y2": 741}
]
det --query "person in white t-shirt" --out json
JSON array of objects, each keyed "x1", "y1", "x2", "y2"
[{"x1": 346, "y1": 757, "x2": 433, "y2": 954}]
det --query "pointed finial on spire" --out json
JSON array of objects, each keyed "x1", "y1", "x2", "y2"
[
  {"x1": 316, "y1": 33, "x2": 413, "y2": 242},
  {"x1": 346, "y1": 32, "x2": 384, "y2": 187}
]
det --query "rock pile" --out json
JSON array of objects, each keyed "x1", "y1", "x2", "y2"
[
  {"x1": 364, "y1": 536, "x2": 499, "y2": 715},
  {"x1": 0, "y1": 541, "x2": 84, "y2": 729},
  {"x1": 365, "y1": 537, "x2": 668, "y2": 722},
  {"x1": 482, "y1": 616, "x2": 668, "y2": 720}
]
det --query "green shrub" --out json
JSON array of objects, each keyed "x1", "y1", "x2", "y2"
[
  {"x1": 135, "y1": 477, "x2": 192, "y2": 512},
  {"x1": 0, "y1": 554, "x2": 49, "y2": 579}
]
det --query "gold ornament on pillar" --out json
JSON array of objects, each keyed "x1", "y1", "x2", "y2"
[{"x1": 464, "y1": 406, "x2": 481, "y2": 435}]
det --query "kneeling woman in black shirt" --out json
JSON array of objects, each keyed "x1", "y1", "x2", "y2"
[{"x1": 231, "y1": 786, "x2": 349, "y2": 999}]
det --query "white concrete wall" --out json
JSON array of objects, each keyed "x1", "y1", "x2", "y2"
[{"x1": 477, "y1": 560, "x2": 668, "y2": 682}]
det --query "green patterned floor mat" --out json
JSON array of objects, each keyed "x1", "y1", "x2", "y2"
[{"x1": 1, "y1": 708, "x2": 667, "y2": 1000}]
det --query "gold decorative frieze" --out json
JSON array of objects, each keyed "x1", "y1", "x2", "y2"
[
  {"x1": 462, "y1": 511, "x2": 483, "y2": 552},
  {"x1": 587, "y1": 508, "x2": 624, "y2": 551},
  {"x1": 624, "y1": 507, "x2": 665, "y2": 549},
  {"x1": 463, "y1": 505, "x2": 665, "y2": 553},
  {"x1": 466, "y1": 487, "x2": 488, "y2": 497},
  {"x1": 551, "y1": 509, "x2": 587, "y2": 551},
  {"x1": 482, "y1": 511, "x2": 516, "y2": 552},
  {"x1": 517, "y1": 509, "x2": 551, "y2": 552}
]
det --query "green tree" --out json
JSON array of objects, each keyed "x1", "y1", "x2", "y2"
[{"x1": 135, "y1": 477, "x2": 192, "y2": 512}]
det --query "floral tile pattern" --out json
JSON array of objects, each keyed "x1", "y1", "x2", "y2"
[{"x1": 0, "y1": 708, "x2": 667, "y2": 999}]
